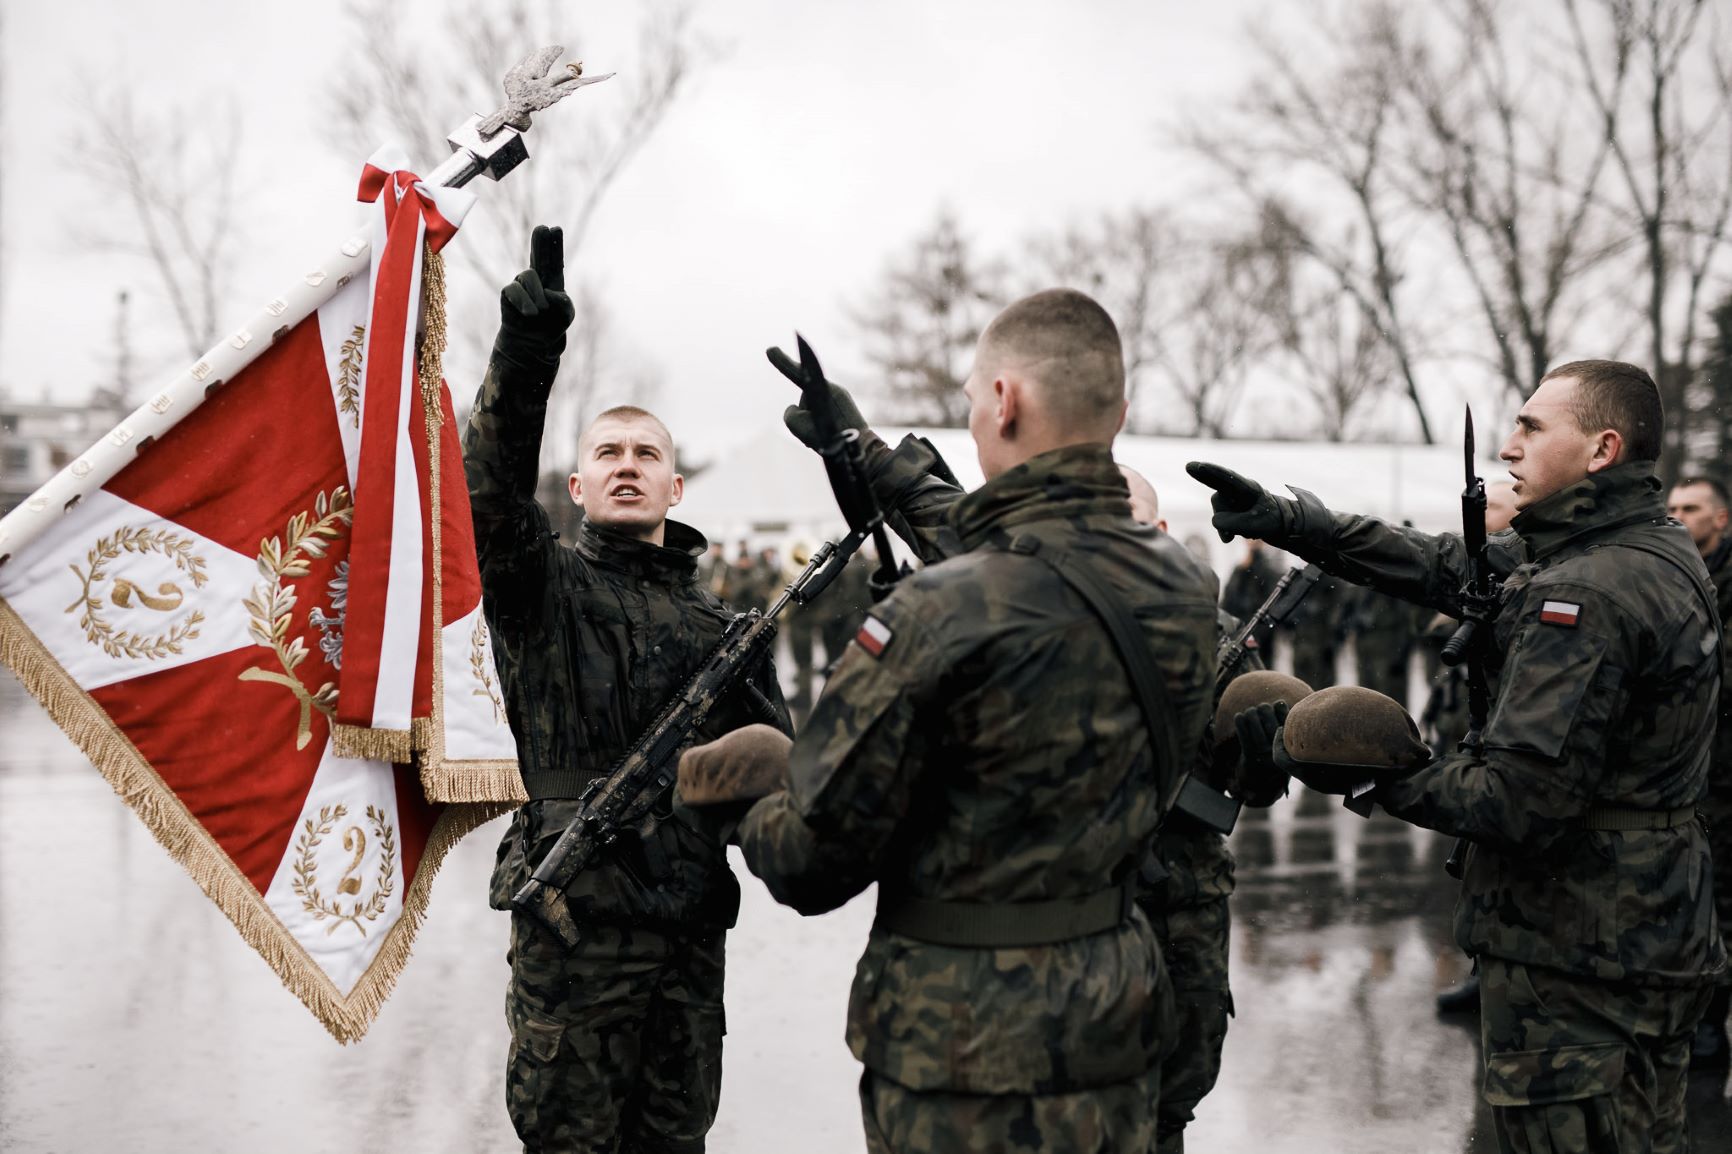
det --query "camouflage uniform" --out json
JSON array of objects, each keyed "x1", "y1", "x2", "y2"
[
  {"x1": 1701, "y1": 536, "x2": 1732, "y2": 1043},
  {"x1": 1222, "y1": 547, "x2": 1282, "y2": 660},
  {"x1": 1140, "y1": 611, "x2": 1266, "y2": 1154},
  {"x1": 1344, "y1": 585, "x2": 1414, "y2": 704},
  {"x1": 734, "y1": 445, "x2": 1220, "y2": 1153},
  {"x1": 819, "y1": 552, "x2": 873, "y2": 674},
  {"x1": 466, "y1": 352, "x2": 788, "y2": 1153},
  {"x1": 1260, "y1": 461, "x2": 1724, "y2": 1152},
  {"x1": 1284, "y1": 572, "x2": 1342, "y2": 691},
  {"x1": 857, "y1": 431, "x2": 1249, "y2": 1151}
]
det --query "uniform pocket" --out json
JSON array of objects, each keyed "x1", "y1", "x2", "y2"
[{"x1": 1483, "y1": 1041, "x2": 1624, "y2": 1106}]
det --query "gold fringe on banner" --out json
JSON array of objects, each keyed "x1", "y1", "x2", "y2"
[
  {"x1": 413, "y1": 247, "x2": 528, "y2": 806},
  {"x1": 0, "y1": 596, "x2": 508, "y2": 1042},
  {"x1": 331, "y1": 722, "x2": 415, "y2": 764}
]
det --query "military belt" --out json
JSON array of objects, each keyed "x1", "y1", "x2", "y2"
[
  {"x1": 873, "y1": 878, "x2": 1137, "y2": 948},
  {"x1": 1581, "y1": 805, "x2": 1699, "y2": 832},
  {"x1": 524, "y1": 768, "x2": 612, "y2": 801}
]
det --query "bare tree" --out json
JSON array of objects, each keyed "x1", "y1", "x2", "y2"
[
  {"x1": 1182, "y1": 4, "x2": 1439, "y2": 443},
  {"x1": 69, "y1": 90, "x2": 246, "y2": 364},
  {"x1": 1563, "y1": 0, "x2": 1732, "y2": 478},
  {"x1": 327, "y1": 0, "x2": 704, "y2": 470},
  {"x1": 851, "y1": 210, "x2": 1006, "y2": 426},
  {"x1": 1396, "y1": 0, "x2": 1626, "y2": 400}
]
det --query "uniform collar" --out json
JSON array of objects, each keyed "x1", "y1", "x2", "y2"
[
  {"x1": 948, "y1": 443, "x2": 1130, "y2": 551},
  {"x1": 1703, "y1": 533, "x2": 1732, "y2": 577},
  {"x1": 574, "y1": 516, "x2": 707, "y2": 582},
  {"x1": 1511, "y1": 460, "x2": 1665, "y2": 561}
]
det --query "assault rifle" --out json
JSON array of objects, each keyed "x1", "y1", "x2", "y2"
[
  {"x1": 513, "y1": 334, "x2": 899, "y2": 950},
  {"x1": 1216, "y1": 563, "x2": 1324, "y2": 685},
  {"x1": 1165, "y1": 563, "x2": 1326, "y2": 838},
  {"x1": 1441, "y1": 405, "x2": 1498, "y2": 878}
]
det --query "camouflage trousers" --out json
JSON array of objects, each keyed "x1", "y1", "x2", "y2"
[
  {"x1": 1479, "y1": 957, "x2": 1710, "y2": 1154},
  {"x1": 1145, "y1": 898, "x2": 1232, "y2": 1154},
  {"x1": 505, "y1": 914, "x2": 726, "y2": 1154},
  {"x1": 858, "y1": 1068, "x2": 1160, "y2": 1154}
]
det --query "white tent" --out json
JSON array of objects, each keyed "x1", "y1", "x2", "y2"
[{"x1": 676, "y1": 426, "x2": 1502, "y2": 577}]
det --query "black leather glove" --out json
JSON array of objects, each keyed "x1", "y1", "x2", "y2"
[
  {"x1": 767, "y1": 341, "x2": 869, "y2": 451},
  {"x1": 493, "y1": 225, "x2": 576, "y2": 372},
  {"x1": 1230, "y1": 701, "x2": 1290, "y2": 807},
  {"x1": 1185, "y1": 461, "x2": 1296, "y2": 544}
]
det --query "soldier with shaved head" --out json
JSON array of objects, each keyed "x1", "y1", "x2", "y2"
[
  {"x1": 689, "y1": 288, "x2": 1220, "y2": 1152},
  {"x1": 466, "y1": 227, "x2": 790, "y2": 1152}
]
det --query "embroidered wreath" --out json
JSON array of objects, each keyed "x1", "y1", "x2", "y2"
[
  {"x1": 64, "y1": 526, "x2": 209, "y2": 660},
  {"x1": 291, "y1": 803, "x2": 398, "y2": 938}
]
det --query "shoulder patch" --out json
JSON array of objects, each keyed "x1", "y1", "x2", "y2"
[
  {"x1": 856, "y1": 615, "x2": 894, "y2": 658},
  {"x1": 1539, "y1": 599, "x2": 1581, "y2": 627}
]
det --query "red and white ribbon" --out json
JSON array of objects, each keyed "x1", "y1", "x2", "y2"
[{"x1": 337, "y1": 148, "x2": 473, "y2": 741}]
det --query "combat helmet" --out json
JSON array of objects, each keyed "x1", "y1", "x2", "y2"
[
  {"x1": 1213, "y1": 670, "x2": 1313, "y2": 806},
  {"x1": 1280, "y1": 685, "x2": 1432, "y2": 793}
]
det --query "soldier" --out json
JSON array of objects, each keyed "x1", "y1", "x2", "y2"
[
  {"x1": 1223, "y1": 539, "x2": 1281, "y2": 660},
  {"x1": 818, "y1": 549, "x2": 873, "y2": 675},
  {"x1": 1192, "y1": 359, "x2": 1725, "y2": 1153},
  {"x1": 689, "y1": 289, "x2": 1221, "y2": 1152},
  {"x1": 1667, "y1": 475, "x2": 1732, "y2": 1066},
  {"x1": 1344, "y1": 585, "x2": 1414, "y2": 704},
  {"x1": 1285, "y1": 572, "x2": 1342, "y2": 691},
  {"x1": 465, "y1": 225, "x2": 788, "y2": 1153},
  {"x1": 1119, "y1": 464, "x2": 1275, "y2": 1154}
]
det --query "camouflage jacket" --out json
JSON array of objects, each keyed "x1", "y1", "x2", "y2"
[
  {"x1": 736, "y1": 444, "x2": 1219, "y2": 1094},
  {"x1": 1703, "y1": 536, "x2": 1732, "y2": 824},
  {"x1": 464, "y1": 353, "x2": 787, "y2": 931},
  {"x1": 1269, "y1": 461, "x2": 1724, "y2": 987}
]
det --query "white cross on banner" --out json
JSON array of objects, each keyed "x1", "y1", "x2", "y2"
[{"x1": 0, "y1": 148, "x2": 526, "y2": 1042}]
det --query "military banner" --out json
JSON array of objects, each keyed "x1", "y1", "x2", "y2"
[{"x1": 0, "y1": 147, "x2": 522, "y2": 1041}]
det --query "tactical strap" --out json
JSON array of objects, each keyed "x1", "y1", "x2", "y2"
[
  {"x1": 1582, "y1": 805, "x2": 1698, "y2": 832},
  {"x1": 1005, "y1": 535, "x2": 1185, "y2": 801},
  {"x1": 874, "y1": 878, "x2": 1136, "y2": 948}
]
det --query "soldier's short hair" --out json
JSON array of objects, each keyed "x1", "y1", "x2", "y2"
[
  {"x1": 978, "y1": 289, "x2": 1125, "y2": 433},
  {"x1": 1676, "y1": 476, "x2": 1731, "y2": 511},
  {"x1": 582, "y1": 405, "x2": 676, "y2": 461},
  {"x1": 1540, "y1": 359, "x2": 1663, "y2": 462}
]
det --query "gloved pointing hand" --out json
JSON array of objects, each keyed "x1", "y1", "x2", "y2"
[
  {"x1": 494, "y1": 224, "x2": 576, "y2": 371},
  {"x1": 1185, "y1": 461, "x2": 1294, "y2": 544}
]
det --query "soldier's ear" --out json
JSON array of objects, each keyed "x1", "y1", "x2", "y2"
[
  {"x1": 568, "y1": 472, "x2": 582, "y2": 506},
  {"x1": 1587, "y1": 427, "x2": 1623, "y2": 472},
  {"x1": 669, "y1": 472, "x2": 684, "y2": 508},
  {"x1": 996, "y1": 376, "x2": 1018, "y2": 438}
]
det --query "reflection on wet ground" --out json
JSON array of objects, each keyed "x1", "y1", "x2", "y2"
[{"x1": 3, "y1": 666, "x2": 1731, "y2": 1152}]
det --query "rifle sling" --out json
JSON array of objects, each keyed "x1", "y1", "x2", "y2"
[{"x1": 873, "y1": 533, "x2": 1182, "y2": 949}]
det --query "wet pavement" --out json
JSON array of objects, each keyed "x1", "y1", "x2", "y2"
[{"x1": 4, "y1": 665, "x2": 1732, "y2": 1152}]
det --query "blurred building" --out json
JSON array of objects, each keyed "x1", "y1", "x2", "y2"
[{"x1": 0, "y1": 393, "x2": 129, "y2": 517}]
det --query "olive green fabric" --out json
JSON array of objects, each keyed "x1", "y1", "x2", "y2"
[{"x1": 736, "y1": 444, "x2": 1219, "y2": 1095}]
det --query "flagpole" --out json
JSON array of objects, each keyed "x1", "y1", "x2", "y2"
[{"x1": 0, "y1": 48, "x2": 609, "y2": 569}]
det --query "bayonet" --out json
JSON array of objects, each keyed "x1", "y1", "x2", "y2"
[{"x1": 1441, "y1": 404, "x2": 1498, "y2": 876}]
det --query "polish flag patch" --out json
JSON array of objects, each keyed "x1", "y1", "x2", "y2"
[
  {"x1": 857, "y1": 615, "x2": 894, "y2": 658},
  {"x1": 1539, "y1": 600, "x2": 1582, "y2": 627}
]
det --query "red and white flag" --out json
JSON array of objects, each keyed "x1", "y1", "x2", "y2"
[{"x1": 0, "y1": 148, "x2": 523, "y2": 1041}]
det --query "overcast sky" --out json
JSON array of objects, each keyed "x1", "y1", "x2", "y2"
[{"x1": 0, "y1": 0, "x2": 1261, "y2": 457}]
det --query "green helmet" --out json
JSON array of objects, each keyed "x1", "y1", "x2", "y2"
[{"x1": 1281, "y1": 685, "x2": 1431, "y2": 793}]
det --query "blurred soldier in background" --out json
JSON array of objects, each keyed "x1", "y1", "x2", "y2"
[
  {"x1": 1285, "y1": 573, "x2": 1343, "y2": 691},
  {"x1": 1668, "y1": 476, "x2": 1732, "y2": 1067},
  {"x1": 1223, "y1": 539, "x2": 1281, "y2": 661},
  {"x1": 1345, "y1": 585, "x2": 1415, "y2": 706}
]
